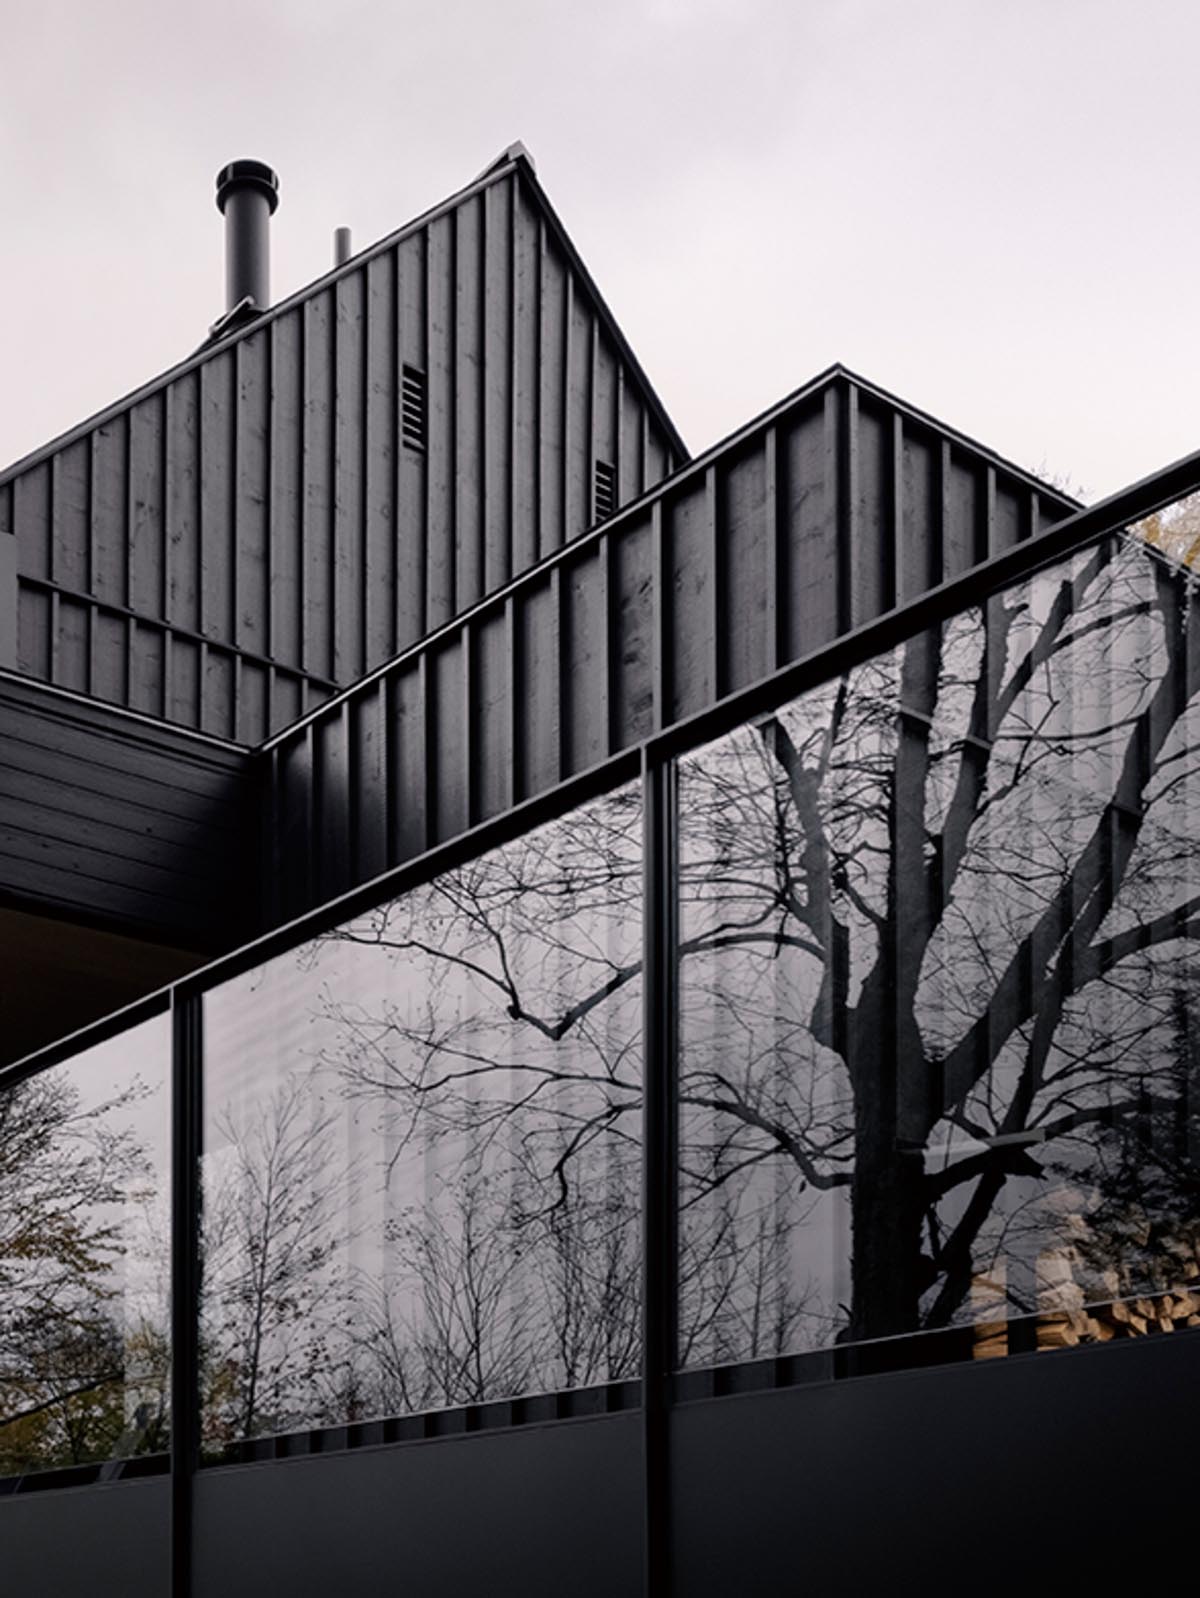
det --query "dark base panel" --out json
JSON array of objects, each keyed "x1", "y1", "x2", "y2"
[
  {"x1": 0, "y1": 1476, "x2": 169, "y2": 1597},
  {"x1": 193, "y1": 1412, "x2": 642, "y2": 1598},
  {"x1": 671, "y1": 1331, "x2": 1194, "y2": 1596}
]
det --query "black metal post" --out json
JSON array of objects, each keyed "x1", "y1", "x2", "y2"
[
  {"x1": 170, "y1": 991, "x2": 203, "y2": 1598},
  {"x1": 642, "y1": 748, "x2": 677, "y2": 1596}
]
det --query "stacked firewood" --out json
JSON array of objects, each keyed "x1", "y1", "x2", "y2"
[
  {"x1": 972, "y1": 1262, "x2": 1200, "y2": 1360},
  {"x1": 1032, "y1": 1286, "x2": 1200, "y2": 1351}
]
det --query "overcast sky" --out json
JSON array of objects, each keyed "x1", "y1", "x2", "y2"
[{"x1": 4, "y1": 0, "x2": 1198, "y2": 501}]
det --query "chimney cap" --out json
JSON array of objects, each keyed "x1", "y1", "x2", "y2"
[{"x1": 215, "y1": 159, "x2": 280, "y2": 215}]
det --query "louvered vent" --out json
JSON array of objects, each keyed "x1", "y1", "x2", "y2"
[
  {"x1": 401, "y1": 364, "x2": 426, "y2": 450},
  {"x1": 593, "y1": 459, "x2": 616, "y2": 524}
]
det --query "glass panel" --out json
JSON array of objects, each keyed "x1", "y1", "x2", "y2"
[
  {"x1": 200, "y1": 783, "x2": 642, "y2": 1447},
  {"x1": 678, "y1": 515, "x2": 1200, "y2": 1370},
  {"x1": 0, "y1": 1016, "x2": 171, "y2": 1475}
]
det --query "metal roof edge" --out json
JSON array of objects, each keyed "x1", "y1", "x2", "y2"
[
  {"x1": 834, "y1": 363, "x2": 1083, "y2": 511},
  {"x1": 510, "y1": 160, "x2": 689, "y2": 467}
]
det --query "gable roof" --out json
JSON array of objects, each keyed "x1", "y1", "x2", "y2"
[
  {"x1": 0, "y1": 145, "x2": 686, "y2": 485},
  {"x1": 0, "y1": 147, "x2": 689, "y2": 744}
]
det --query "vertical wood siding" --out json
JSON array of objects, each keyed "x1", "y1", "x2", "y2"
[
  {"x1": 1, "y1": 162, "x2": 683, "y2": 744},
  {"x1": 261, "y1": 370, "x2": 1080, "y2": 926}
]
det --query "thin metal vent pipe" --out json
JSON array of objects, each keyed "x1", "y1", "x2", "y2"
[{"x1": 215, "y1": 159, "x2": 280, "y2": 314}]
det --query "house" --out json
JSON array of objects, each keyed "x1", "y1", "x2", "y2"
[{"x1": 1, "y1": 147, "x2": 1195, "y2": 1595}]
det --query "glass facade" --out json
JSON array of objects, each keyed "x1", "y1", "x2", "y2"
[
  {"x1": 678, "y1": 524, "x2": 1200, "y2": 1366},
  {"x1": 4, "y1": 504, "x2": 1200, "y2": 1482},
  {"x1": 200, "y1": 782, "x2": 643, "y2": 1445},
  {"x1": 0, "y1": 1017, "x2": 170, "y2": 1475}
]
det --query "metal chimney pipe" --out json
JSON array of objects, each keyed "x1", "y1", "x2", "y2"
[
  {"x1": 333, "y1": 227, "x2": 352, "y2": 267},
  {"x1": 215, "y1": 159, "x2": 280, "y2": 314}
]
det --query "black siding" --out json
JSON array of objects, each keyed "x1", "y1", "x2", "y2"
[
  {"x1": 0, "y1": 158, "x2": 683, "y2": 744},
  {"x1": 262, "y1": 368, "x2": 1078, "y2": 926}
]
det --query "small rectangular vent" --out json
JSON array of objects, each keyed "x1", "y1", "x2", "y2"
[
  {"x1": 401, "y1": 364, "x2": 426, "y2": 451},
  {"x1": 593, "y1": 459, "x2": 616, "y2": 523}
]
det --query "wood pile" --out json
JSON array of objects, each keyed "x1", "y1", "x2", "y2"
[{"x1": 972, "y1": 1284, "x2": 1200, "y2": 1360}]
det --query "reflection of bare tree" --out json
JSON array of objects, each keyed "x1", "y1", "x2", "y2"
[
  {"x1": 202, "y1": 508, "x2": 1200, "y2": 1429},
  {"x1": 0, "y1": 1054, "x2": 167, "y2": 1473},
  {"x1": 201, "y1": 1076, "x2": 353, "y2": 1444},
  {"x1": 293, "y1": 786, "x2": 647, "y2": 1413},
  {"x1": 678, "y1": 514, "x2": 1200, "y2": 1357},
  {"x1": 390, "y1": 1170, "x2": 534, "y2": 1406},
  {"x1": 310, "y1": 779, "x2": 856, "y2": 1411}
]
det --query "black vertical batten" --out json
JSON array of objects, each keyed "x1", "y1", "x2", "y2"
[
  {"x1": 983, "y1": 464, "x2": 997, "y2": 562},
  {"x1": 704, "y1": 465, "x2": 720, "y2": 700},
  {"x1": 463, "y1": 623, "x2": 477, "y2": 827},
  {"x1": 602, "y1": 532, "x2": 616, "y2": 757},
  {"x1": 448, "y1": 216, "x2": 459, "y2": 623},
  {"x1": 651, "y1": 499, "x2": 667, "y2": 733},
  {"x1": 86, "y1": 430, "x2": 100, "y2": 688},
  {"x1": 507, "y1": 176, "x2": 519, "y2": 589},
  {"x1": 417, "y1": 226, "x2": 431, "y2": 639},
  {"x1": 419, "y1": 652, "x2": 435, "y2": 853},
  {"x1": 123, "y1": 409, "x2": 134, "y2": 697},
  {"x1": 532, "y1": 210, "x2": 544, "y2": 566},
  {"x1": 937, "y1": 439, "x2": 951, "y2": 587},
  {"x1": 820, "y1": 385, "x2": 840, "y2": 649},
  {"x1": 296, "y1": 314, "x2": 309, "y2": 690},
  {"x1": 360, "y1": 270, "x2": 371, "y2": 684},
  {"x1": 391, "y1": 242, "x2": 404, "y2": 658},
  {"x1": 889, "y1": 411, "x2": 904, "y2": 611},
  {"x1": 301, "y1": 722, "x2": 316, "y2": 911},
  {"x1": 159, "y1": 393, "x2": 172, "y2": 719},
  {"x1": 553, "y1": 563, "x2": 568, "y2": 782},
  {"x1": 763, "y1": 425, "x2": 780, "y2": 676},
  {"x1": 614, "y1": 362, "x2": 625, "y2": 516},
  {"x1": 562, "y1": 270, "x2": 573, "y2": 552},
  {"x1": 382, "y1": 672, "x2": 398, "y2": 869},
  {"x1": 505, "y1": 594, "x2": 519, "y2": 809},
  {"x1": 170, "y1": 989, "x2": 203, "y2": 1598},
  {"x1": 229, "y1": 348, "x2": 241, "y2": 679},
  {"x1": 468, "y1": 196, "x2": 484, "y2": 610},
  {"x1": 587, "y1": 314, "x2": 598, "y2": 535},
  {"x1": 641, "y1": 748, "x2": 677, "y2": 1598},
  {"x1": 264, "y1": 328, "x2": 275, "y2": 678},
  {"x1": 840, "y1": 379, "x2": 859, "y2": 632},
  {"x1": 328, "y1": 287, "x2": 339, "y2": 681},
  {"x1": 537, "y1": 215, "x2": 549, "y2": 559}
]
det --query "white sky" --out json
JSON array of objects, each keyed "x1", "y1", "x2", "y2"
[{"x1": 3, "y1": 0, "x2": 1198, "y2": 501}]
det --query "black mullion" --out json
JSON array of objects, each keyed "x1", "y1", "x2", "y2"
[
  {"x1": 170, "y1": 989, "x2": 203, "y2": 1598},
  {"x1": 641, "y1": 747, "x2": 678, "y2": 1598}
]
